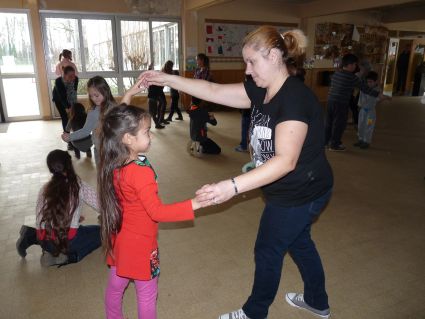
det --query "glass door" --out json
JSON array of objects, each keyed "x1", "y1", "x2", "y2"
[
  {"x1": 0, "y1": 11, "x2": 41, "y2": 121},
  {"x1": 383, "y1": 38, "x2": 399, "y2": 96}
]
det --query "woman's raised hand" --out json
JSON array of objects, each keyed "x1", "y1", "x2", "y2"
[{"x1": 138, "y1": 70, "x2": 169, "y2": 88}]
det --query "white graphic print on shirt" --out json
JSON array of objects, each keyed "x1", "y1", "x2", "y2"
[{"x1": 250, "y1": 106, "x2": 274, "y2": 167}]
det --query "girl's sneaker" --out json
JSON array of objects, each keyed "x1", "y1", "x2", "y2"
[
  {"x1": 218, "y1": 309, "x2": 250, "y2": 319},
  {"x1": 40, "y1": 251, "x2": 68, "y2": 267},
  {"x1": 187, "y1": 140, "x2": 202, "y2": 157},
  {"x1": 285, "y1": 293, "x2": 330, "y2": 318}
]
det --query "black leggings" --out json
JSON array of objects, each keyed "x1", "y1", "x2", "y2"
[
  {"x1": 167, "y1": 94, "x2": 182, "y2": 119},
  {"x1": 55, "y1": 104, "x2": 69, "y2": 132}
]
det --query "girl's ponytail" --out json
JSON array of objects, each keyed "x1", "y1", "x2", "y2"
[{"x1": 39, "y1": 150, "x2": 80, "y2": 256}]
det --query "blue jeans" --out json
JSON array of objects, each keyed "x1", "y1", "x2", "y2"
[
  {"x1": 43, "y1": 225, "x2": 101, "y2": 263},
  {"x1": 242, "y1": 190, "x2": 332, "y2": 319},
  {"x1": 68, "y1": 225, "x2": 101, "y2": 262}
]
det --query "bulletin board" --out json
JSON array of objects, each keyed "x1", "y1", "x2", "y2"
[{"x1": 205, "y1": 19, "x2": 298, "y2": 59}]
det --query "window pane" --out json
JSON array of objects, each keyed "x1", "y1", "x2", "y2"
[
  {"x1": 82, "y1": 19, "x2": 115, "y2": 72},
  {"x1": 0, "y1": 13, "x2": 34, "y2": 74},
  {"x1": 121, "y1": 21, "x2": 150, "y2": 71},
  {"x1": 3, "y1": 78, "x2": 40, "y2": 116},
  {"x1": 44, "y1": 17, "x2": 80, "y2": 74},
  {"x1": 152, "y1": 21, "x2": 179, "y2": 70}
]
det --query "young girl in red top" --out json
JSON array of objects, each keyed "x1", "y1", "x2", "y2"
[{"x1": 98, "y1": 104, "x2": 203, "y2": 319}]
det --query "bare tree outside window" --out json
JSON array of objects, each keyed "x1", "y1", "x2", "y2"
[
  {"x1": 45, "y1": 18, "x2": 80, "y2": 74},
  {"x1": 42, "y1": 15, "x2": 180, "y2": 97},
  {"x1": 83, "y1": 19, "x2": 115, "y2": 72},
  {"x1": 121, "y1": 20, "x2": 150, "y2": 87},
  {"x1": 0, "y1": 13, "x2": 34, "y2": 73}
]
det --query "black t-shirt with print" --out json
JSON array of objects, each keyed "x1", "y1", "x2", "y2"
[{"x1": 244, "y1": 76, "x2": 333, "y2": 207}]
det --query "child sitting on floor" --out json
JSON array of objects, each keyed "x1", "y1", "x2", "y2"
[{"x1": 16, "y1": 150, "x2": 100, "y2": 266}]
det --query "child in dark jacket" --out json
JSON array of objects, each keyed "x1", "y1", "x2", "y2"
[
  {"x1": 66, "y1": 103, "x2": 92, "y2": 159},
  {"x1": 188, "y1": 102, "x2": 221, "y2": 155}
]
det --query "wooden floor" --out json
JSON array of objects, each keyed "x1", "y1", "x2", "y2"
[{"x1": 0, "y1": 96, "x2": 424, "y2": 319}]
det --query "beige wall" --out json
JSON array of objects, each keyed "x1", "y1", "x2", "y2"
[
  {"x1": 0, "y1": 0, "x2": 24, "y2": 8},
  {"x1": 186, "y1": 0, "x2": 300, "y2": 70},
  {"x1": 185, "y1": 2, "x2": 382, "y2": 71}
]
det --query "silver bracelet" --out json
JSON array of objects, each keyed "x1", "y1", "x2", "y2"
[{"x1": 231, "y1": 178, "x2": 239, "y2": 195}]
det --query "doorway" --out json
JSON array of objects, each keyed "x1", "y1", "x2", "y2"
[
  {"x1": 0, "y1": 11, "x2": 41, "y2": 122},
  {"x1": 383, "y1": 38, "x2": 399, "y2": 96}
]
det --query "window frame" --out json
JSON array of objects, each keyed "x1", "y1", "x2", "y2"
[{"x1": 40, "y1": 11, "x2": 181, "y2": 117}]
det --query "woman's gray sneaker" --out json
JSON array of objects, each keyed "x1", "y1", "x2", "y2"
[{"x1": 285, "y1": 293, "x2": 330, "y2": 318}]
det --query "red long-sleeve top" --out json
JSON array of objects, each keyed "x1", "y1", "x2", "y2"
[{"x1": 107, "y1": 158, "x2": 194, "y2": 280}]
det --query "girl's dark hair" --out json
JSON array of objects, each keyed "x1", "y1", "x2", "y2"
[
  {"x1": 87, "y1": 76, "x2": 117, "y2": 139},
  {"x1": 59, "y1": 49, "x2": 72, "y2": 61},
  {"x1": 87, "y1": 76, "x2": 116, "y2": 111},
  {"x1": 196, "y1": 53, "x2": 210, "y2": 68},
  {"x1": 69, "y1": 103, "x2": 87, "y2": 131},
  {"x1": 243, "y1": 26, "x2": 307, "y2": 63},
  {"x1": 39, "y1": 150, "x2": 80, "y2": 256},
  {"x1": 98, "y1": 104, "x2": 151, "y2": 256},
  {"x1": 162, "y1": 60, "x2": 174, "y2": 74}
]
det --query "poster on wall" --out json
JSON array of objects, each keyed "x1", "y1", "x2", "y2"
[{"x1": 205, "y1": 20, "x2": 296, "y2": 57}]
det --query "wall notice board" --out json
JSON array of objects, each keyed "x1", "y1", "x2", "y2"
[{"x1": 205, "y1": 19, "x2": 297, "y2": 59}]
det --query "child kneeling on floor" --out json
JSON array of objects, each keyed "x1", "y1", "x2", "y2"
[
  {"x1": 188, "y1": 101, "x2": 221, "y2": 155},
  {"x1": 16, "y1": 149, "x2": 101, "y2": 266}
]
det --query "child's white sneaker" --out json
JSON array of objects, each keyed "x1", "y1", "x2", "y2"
[
  {"x1": 187, "y1": 140, "x2": 202, "y2": 157},
  {"x1": 218, "y1": 309, "x2": 250, "y2": 319}
]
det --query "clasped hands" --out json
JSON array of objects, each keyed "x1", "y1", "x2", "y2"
[
  {"x1": 61, "y1": 132, "x2": 70, "y2": 143},
  {"x1": 192, "y1": 179, "x2": 236, "y2": 210}
]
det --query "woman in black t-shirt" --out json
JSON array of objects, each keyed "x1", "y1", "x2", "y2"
[{"x1": 139, "y1": 26, "x2": 333, "y2": 319}]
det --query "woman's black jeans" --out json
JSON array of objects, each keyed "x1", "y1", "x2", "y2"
[{"x1": 243, "y1": 190, "x2": 332, "y2": 319}]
